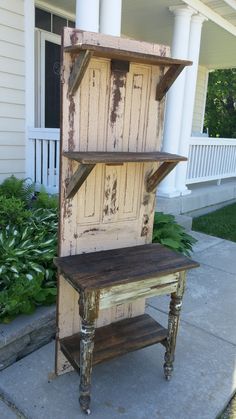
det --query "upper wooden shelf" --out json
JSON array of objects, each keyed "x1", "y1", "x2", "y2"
[
  {"x1": 63, "y1": 151, "x2": 187, "y2": 164},
  {"x1": 54, "y1": 243, "x2": 199, "y2": 293},
  {"x1": 64, "y1": 29, "x2": 192, "y2": 98},
  {"x1": 64, "y1": 29, "x2": 191, "y2": 68},
  {"x1": 63, "y1": 151, "x2": 187, "y2": 198}
]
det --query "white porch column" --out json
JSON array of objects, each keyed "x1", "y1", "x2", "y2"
[
  {"x1": 100, "y1": 0, "x2": 122, "y2": 36},
  {"x1": 158, "y1": 6, "x2": 194, "y2": 198},
  {"x1": 175, "y1": 14, "x2": 207, "y2": 194},
  {"x1": 76, "y1": 0, "x2": 100, "y2": 32}
]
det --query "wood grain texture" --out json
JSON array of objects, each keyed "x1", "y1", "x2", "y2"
[
  {"x1": 60, "y1": 314, "x2": 168, "y2": 370},
  {"x1": 63, "y1": 151, "x2": 187, "y2": 164},
  {"x1": 99, "y1": 273, "x2": 179, "y2": 309},
  {"x1": 146, "y1": 161, "x2": 179, "y2": 193},
  {"x1": 68, "y1": 50, "x2": 93, "y2": 96},
  {"x1": 54, "y1": 243, "x2": 199, "y2": 292},
  {"x1": 156, "y1": 64, "x2": 186, "y2": 101},
  {"x1": 65, "y1": 163, "x2": 95, "y2": 198},
  {"x1": 164, "y1": 271, "x2": 186, "y2": 380},
  {"x1": 63, "y1": 29, "x2": 192, "y2": 69}
]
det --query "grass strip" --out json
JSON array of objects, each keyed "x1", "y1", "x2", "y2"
[{"x1": 192, "y1": 203, "x2": 236, "y2": 242}]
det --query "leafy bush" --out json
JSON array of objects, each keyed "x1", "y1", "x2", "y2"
[
  {"x1": 0, "y1": 175, "x2": 34, "y2": 207},
  {"x1": 0, "y1": 175, "x2": 59, "y2": 322},
  {"x1": 32, "y1": 188, "x2": 58, "y2": 210},
  {"x1": 0, "y1": 208, "x2": 58, "y2": 323},
  {"x1": 153, "y1": 212, "x2": 196, "y2": 256},
  {"x1": 0, "y1": 196, "x2": 31, "y2": 228}
]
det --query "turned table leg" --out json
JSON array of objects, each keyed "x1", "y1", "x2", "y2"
[
  {"x1": 164, "y1": 272, "x2": 186, "y2": 380},
  {"x1": 79, "y1": 291, "x2": 99, "y2": 415},
  {"x1": 79, "y1": 319, "x2": 95, "y2": 414}
]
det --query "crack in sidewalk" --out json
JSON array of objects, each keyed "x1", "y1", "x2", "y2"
[{"x1": 0, "y1": 392, "x2": 28, "y2": 419}]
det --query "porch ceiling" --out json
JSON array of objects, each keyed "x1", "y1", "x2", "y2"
[{"x1": 39, "y1": 0, "x2": 236, "y2": 69}]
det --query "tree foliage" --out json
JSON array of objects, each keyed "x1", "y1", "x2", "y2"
[{"x1": 204, "y1": 68, "x2": 236, "y2": 138}]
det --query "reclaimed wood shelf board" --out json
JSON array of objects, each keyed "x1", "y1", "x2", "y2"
[
  {"x1": 63, "y1": 151, "x2": 187, "y2": 164},
  {"x1": 60, "y1": 314, "x2": 168, "y2": 370},
  {"x1": 54, "y1": 243, "x2": 199, "y2": 292},
  {"x1": 64, "y1": 30, "x2": 191, "y2": 68},
  {"x1": 65, "y1": 30, "x2": 192, "y2": 98},
  {"x1": 63, "y1": 151, "x2": 187, "y2": 198}
]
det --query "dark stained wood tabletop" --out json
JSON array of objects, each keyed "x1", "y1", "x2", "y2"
[{"x1": 54, "y1": 243, "x2": 199, "y2": 292}]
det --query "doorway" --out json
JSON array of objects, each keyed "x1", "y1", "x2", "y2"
[{"x1": 37, "y1": 31, "x2": 61, "y2": 128}]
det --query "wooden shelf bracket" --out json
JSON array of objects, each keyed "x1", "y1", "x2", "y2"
[
  {"x1": 68, "y1": 50, "x2": 93, "y2": 96},
  {"x1": 156, "y1": 64, "x2": 185, "y2": 101},
  {"x1": 146, "y1": 161, "x2": 179, "y2": 192},
  {"x1": 66, "y1": 163, "x2": 96, "y2": 199}
]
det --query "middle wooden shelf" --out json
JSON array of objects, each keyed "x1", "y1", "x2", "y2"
[{"x1": 63, "y1": 151, "x2": 187, "y2": 198}]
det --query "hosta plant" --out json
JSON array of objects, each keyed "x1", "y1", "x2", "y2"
[
  {"x1": 0, "y1": 209, "x2": 58, "y2": 323},
  {"x1": 152, "y1": 212, "x2": 196, "y2": 256}
]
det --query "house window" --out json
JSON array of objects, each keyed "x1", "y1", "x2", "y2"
[
  {"x1": 35, "y1": 8, "x2": 75, "y2": 128},
  {"x1": 53, "y1": 15, "x2": 67, "y2": 35},
  {"x1": 35, "y1": 8, "x2": 51, "y2": 32},
  {"x1": 35, "y1": 8, "x2": 75, "y2": 34}
]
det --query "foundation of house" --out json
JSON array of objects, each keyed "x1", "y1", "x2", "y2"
[{"x1": 157, "y1": 178, "x2": 236, "y2": 217}]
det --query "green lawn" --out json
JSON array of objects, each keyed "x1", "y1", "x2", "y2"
[{"x1": 192, "y1": 202, "x2": 236, "y2": 242}]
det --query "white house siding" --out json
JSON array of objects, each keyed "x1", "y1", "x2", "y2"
[
  {"x1": 0, "y1": 0, "x2": 25, "y2": 183},
  {"x1": 192, "y1": 65, "x2": 209, "y2": 134}
]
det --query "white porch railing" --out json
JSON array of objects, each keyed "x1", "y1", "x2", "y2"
[
  {"x1": 28, "y1": 130, "x2": 236, "y2": 193},
  {"x1": 186, "y1": 137, "x2": 236, "y2": 185},
  {"x1": 27, "y1": 128, "x2": 60, "y2": 194}
]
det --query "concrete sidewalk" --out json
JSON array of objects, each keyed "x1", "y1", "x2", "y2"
[{"x1": 0, "y1": 232, "x2": 235, "y2": 419}]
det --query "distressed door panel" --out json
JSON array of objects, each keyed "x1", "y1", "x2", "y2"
[
  {"x1": 102, "y1": 164, "x2": 121, "y2": 223},
  {"x1": 77, "y1": 58, "x2": 110, "y2": 152},
  {"x1": 106, "y1": 68, "x2": 127, "y2": 151},
  {"x1": 123, "y1": 64, "x2": 151, "y2": 152},
  {"x1": 57, "y1": 46, "x2": 166, "y2": 375},
  {"x1": 119, "y1": 162, "x2": 141, "y2": 220},
  {"x1": 76, "y1": 165, "x2": 103, "y2": 225},
  {"x1": 145, "y1": 65, "x2": 165, "y2": 151}
]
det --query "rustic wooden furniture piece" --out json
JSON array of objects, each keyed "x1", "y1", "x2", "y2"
[{"x1": 55, "y1": 28, "x2": 198, "y2": 414}]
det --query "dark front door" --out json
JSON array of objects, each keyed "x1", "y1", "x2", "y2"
[{"x1": 45, "y1": 40, "x2": 61, "y2": 128}]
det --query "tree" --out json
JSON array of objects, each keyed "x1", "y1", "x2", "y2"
[{"x1": 204, "y1": 68, "x2": 236, "y2": 138}]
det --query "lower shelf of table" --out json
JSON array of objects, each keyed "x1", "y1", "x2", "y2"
[{"x1": 59, "y1": 314, "x2": 167, "y2": 372}]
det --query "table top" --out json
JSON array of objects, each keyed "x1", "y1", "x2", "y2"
[{"x1": 54, "y1": 243, "x2": 199, "y2": 292}]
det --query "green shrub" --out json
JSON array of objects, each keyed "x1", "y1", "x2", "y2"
[
  {"x1": 153, "y1": 212, "x2": 196, "y2": 256},
  {"x1": 0, "y1": 175, "x2": 34, "y2": 207},
  {"x1": 0, "y1": 196, "x2": 30, "y2": 228},
  {"x1": 32, "y1": 188, "x2": 58, "y2": 210},
  {"x1": 0, "y1": 209, "x2": 58, "y2": 323}
]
